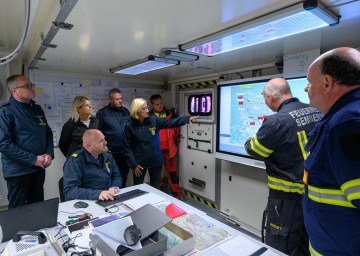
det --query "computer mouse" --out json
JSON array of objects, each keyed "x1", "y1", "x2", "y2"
[
  {"x1": 74, "y1": 201, "x2": 89, "y2": 209},
  {"x1": 124, "y1": 224, "x2": 141, "y2": 246}
]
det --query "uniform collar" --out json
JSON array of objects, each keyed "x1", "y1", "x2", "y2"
[
  {"x1": 277, "y1": 97, "x2": 299, "y2": 112},
  {"x1": 108, "y1": 104, "x2": 123, "y2": 112},
  {"x1": 305, "y1": 88, "x2": 360, "y2": 151},
  {"x1": 83, "y1": 148, "x2": 103, "y2": 163},
  {"x1": 325, "y1": 87, "x2": 360, "y2": 118},
  {"x1": 9, "y1": 96, "x2": 35, "y2": 107}
]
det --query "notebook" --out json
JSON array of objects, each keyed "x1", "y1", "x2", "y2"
[{"x1": 0, "y1": 197, "x2": 59, "y2": 242}]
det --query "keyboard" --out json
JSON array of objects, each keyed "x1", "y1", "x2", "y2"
[{"x1": 96, "y1": 189, "x2": 148, "y2": 207}]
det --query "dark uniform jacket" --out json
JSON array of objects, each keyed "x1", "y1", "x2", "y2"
[
  {"x1": 95, "y1": 104, "x2": 130, "y2": 154},
  {"x1": 124, "y1": 115, "x2": 189, "y2": 169},
  {"x1": 59, "y1": 117, "x2": 98, "y2": 157},
  {"x1": 63, "y1": 148, "x2": 122, "y2": 200},
  {"x1": 303, "y1": 88, "x2": 360, "y2": 255},
  {"x1": 245, "y1": 98, "x2": 322, "y2": 184},
  {"x1": 0, "y1": 97, "x2": 54, "y2": 178}
]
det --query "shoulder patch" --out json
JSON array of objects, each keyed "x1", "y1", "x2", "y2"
[
  {"x1": 71, "y1": 153, "x2": 78, "y2": 158},
  {"x1": 340, "y1": 133, "x2": 360, "y2": 160}
]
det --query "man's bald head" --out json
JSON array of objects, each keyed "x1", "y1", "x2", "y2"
[
  {"x1": 264, "y1": 78, "x2": 292, "y2": 99},
  {"x1": 83, "y1": 129, "x2": 108, "y2": 156},
  {"x1": 263, "y1": 78, "x2": 293, "y2": 112},
  {"x1": 306, "y1": 47, "x2": 360, "y2": 114},
  {"x1": 83, "y1": 129, "x2": 99, "y2": 145},
  {"x1": 314, "y1": 47, "x2": 360, "y2": 87}
]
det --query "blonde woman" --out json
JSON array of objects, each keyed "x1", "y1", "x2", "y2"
[
  {"x1": 59, "y1": 96, "x2": 98, "y2": 157},
  {"x1": 124, "y1": 98, "x2": 197, "y2": 188}
]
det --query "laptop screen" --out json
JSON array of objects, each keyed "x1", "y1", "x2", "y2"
[{"x1": 0, "y1": 198, "x2": 59, "y2": 242}]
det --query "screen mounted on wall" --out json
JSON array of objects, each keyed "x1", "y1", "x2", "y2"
[{"x1": 216, "y1": 76, "x2": 310, "y2": 166}]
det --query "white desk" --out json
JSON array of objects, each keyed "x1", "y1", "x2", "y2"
[{"x1": 1, "y1": 184, "x2": 284, "y2": 256}]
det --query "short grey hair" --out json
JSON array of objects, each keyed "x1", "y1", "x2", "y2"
[
  {"x1": 6, "y1": 74, "x2": 22, "y2": 95},
  {"x1": 264, "y1": 79, "x2": 291, "y2": 100},
  {"x1": 108, "y1": 88, "x2": 121, "y2": 99}
]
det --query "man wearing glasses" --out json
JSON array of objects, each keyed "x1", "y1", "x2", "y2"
[{"x1": 0, "y1": 75, "x2": 54, "y2": 208}]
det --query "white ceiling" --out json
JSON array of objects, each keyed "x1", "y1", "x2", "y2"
[{"x1": 1, "y1": 0, "x2": 360, "y2": 84}]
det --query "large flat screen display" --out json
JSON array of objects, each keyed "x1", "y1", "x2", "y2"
[{"x1": 216, "y1": 76, "x2": 310, "y2": 167}]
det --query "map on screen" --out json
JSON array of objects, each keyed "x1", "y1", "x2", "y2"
[{"x1": 217, "y1": 77, "x2": 309, "y2": 159}]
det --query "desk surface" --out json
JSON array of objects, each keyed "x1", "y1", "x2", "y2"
[{"x1": 1, "y1": 184, "x2": 284, "y2": 256}]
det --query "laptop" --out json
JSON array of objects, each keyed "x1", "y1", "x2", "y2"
[{"x1": 0, "y1": 198, "x2": 59, "y2": 242}]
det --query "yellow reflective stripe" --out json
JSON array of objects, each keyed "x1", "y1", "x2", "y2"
[
  {"x1": 341, "y1": 178, "x2": 360, "y2": 201},
  {"x1": 308, "y1": 185, "x2": 356, "y2": 208},
  {"x1": 250, "y1": 135, "x2": 273, "y2": 158},
  {"x1": 268, "y1": 176, "x2": 304, "y2": 194},
  {"x1": 309, "y1": 242, "x2": 323, "y2": 256},
  {"x1": 297, "y1": 130, "x2": 309, "y2": 160},
  {"x1": 155, "y1": 112, "x2": 166, "y2": 118}
]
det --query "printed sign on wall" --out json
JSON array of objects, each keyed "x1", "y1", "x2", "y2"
[{"x1": 283, "y1": 49, "x2": 320, "y2": 78}]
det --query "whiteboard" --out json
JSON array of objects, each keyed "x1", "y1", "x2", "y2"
[{"x1": 33, "y1": 75, "x2": 164, "y2": 146}]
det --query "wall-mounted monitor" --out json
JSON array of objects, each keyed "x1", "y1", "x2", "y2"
[
  {"x1": 215, "y1": 76, "x2": 310, "y2": 168},
  {"x1": 183, "y1": 89, "x2": 215, "y2": 123}
]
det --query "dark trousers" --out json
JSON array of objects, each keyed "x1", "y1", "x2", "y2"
[
  {"x1": 5, "y1": 171, "x2": 45, "y2": 208},
  {"x1": 264, "y1": 193, "x2": 310, "y2": 256},
  {"x1": 133, "y1": 165, "x2": 162, "y2": 189},
  {"x1": 162, "y1": 150, "x2": 176, "y2": 172},
  {"x1": 111, "y1": 153, "x2": 130, "y2": 188}
]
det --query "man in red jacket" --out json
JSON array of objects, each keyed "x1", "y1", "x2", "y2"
[{"x1": 150, "y1": 94, "x2": 181, "y2": 198}]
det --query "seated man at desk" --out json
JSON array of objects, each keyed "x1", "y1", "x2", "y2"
[{"x1": 63, "y1": 129, "x2": 122, "y2": 201}]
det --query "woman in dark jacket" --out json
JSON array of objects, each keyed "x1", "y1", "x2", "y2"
[
  {"x1": 59, "y1": 96, "x2": 98, "y2": 157},
  {"x1": 124, "y1": 97, "x2": 197, "y2": 188}
]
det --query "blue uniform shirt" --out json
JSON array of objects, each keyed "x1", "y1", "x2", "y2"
[
  {"x1": 0, "y1": 97, "x2": 54, "y2": 178},
  {"x1": 124, "y1": 115, "x2": 189, "y2": 169},
  {"x1": 304, "y1": 88, "x2": 360, "y2": 255},
  {"x1": 63, "y1": 148, "x2": 122, "y2": 200},
  {"x1": 95, "y1": 104, "x2": 130, "y2": 154}
]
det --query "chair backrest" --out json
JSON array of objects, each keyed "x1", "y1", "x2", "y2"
[{"x1": 58, "y1": 177, "x2": 65, "y2": 202}]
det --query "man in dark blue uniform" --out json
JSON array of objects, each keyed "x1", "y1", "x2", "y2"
[
  {"x1": 63, "y1": 129, "x2": 122, "y2": 201},
  {"x1": 96, "y1": 88, "x2": 130, "y2": 188},
  {"x1": 245, "y1": 78, "x2": 321, "y2": 255},
  {"x1": 0, "y1": 75, "x2": 54, "y2": 208},
  {"x1": 303, "y1": 47, "x2": 360, "y2": 255}
]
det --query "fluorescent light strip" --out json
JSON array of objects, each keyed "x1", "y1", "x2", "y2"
[
  {"x1": 180, "y1": 1, "x2": 338, "y2": 56},
  {"x1": 113, "y1": 56, "x2": 179, "y2": 75},
  {"x1": 160, "y1": 50, "x2": 199, "y2": 62}
]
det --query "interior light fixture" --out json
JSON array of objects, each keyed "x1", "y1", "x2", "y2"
[
  {"x1": 160, "y1": 50, "x2": 199, "y2": 62},
  {"x1": 179, "y1": 0, "x2": 339, "y2": 56},
  {"x1": 110, "y1": 55, "x2": 179, "y2": 75}
]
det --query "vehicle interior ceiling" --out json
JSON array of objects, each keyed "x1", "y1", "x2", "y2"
[{"x1": 0, "y1": 0, "x2": 360, "y2": 87}]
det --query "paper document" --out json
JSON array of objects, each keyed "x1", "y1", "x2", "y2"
[
  {"x1": 172, "y1": 212, "x2": 233, "y2": 253},
  {"x1": 218, "y1": 235, "x2": 261, "y2": 255},
  {"x1": 124, "y1": 192, "x2": 166, "y2": 210}
]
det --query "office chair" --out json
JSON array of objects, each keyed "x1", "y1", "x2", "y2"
[{"x1": 58, "y1": 177, "x2": 65, "y2": 202}]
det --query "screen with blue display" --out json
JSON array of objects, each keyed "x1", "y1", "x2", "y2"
[{"x1": 216, "y1": 76, "x2": 309, "y2": 164}]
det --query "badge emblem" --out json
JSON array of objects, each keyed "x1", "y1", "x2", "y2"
[{"x1": 149, "y1": 127, "x2": 156, "y2": 135}]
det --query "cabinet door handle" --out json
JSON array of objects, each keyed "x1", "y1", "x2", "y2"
[{"x1": 189, "y1": 178, "x2": 206, "y2": 188}]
